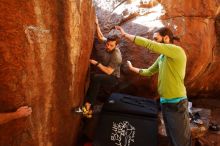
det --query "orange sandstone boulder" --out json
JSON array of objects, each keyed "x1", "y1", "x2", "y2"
[{"x1": 0, "y1": 0, "x2": 95, "y2": 146}]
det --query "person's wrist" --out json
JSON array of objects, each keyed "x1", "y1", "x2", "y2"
[
  {"x1": 95, "y1": 62, "x2": 100, "y2": 66},
  {"x1": 14, "y1": 111, "x2": 21, "y2": 119},
  {"x1": 139, "y1": 69, "x2": 143, "y2": 74},
  {"x1": 133, "y1": 35, "x2": 136, "y2": 42},
  {"x1": 122, "y1": 33, "x2": 126, "y2": 37}
]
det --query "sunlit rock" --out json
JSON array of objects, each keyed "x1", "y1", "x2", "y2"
[
  {"x1": 0, "y1": 0, "x2": 95, "y2": 146},
  {"x1": 93, "y1": 0, "x2": 220, "y2": 98}
]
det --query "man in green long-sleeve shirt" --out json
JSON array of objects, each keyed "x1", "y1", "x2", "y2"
[{"x1": 116, "y1": 26, "x2": 191, "y2": 146}]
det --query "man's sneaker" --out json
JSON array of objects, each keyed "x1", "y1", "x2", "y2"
[
  {"x1": 74, "y1": 106, "x2": 93, "y2": 118},
  {"x1": 83, "y1": 113, "x2": 92, "y2": 118},
  {"x1": 74, "y1": 107, "x2": 83, "y2": 114}
]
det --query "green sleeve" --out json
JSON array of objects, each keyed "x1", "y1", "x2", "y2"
[
  {"x1": 139, "y1": 57, "x2": 159, "y2": 76},
  {"x1": 134, "y1": 36, "x2": 181, "y2": 58}
]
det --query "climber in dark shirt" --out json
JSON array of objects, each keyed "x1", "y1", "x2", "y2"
[{"x1": 75, "y1": 17, "x2": 122, "y2": 118}]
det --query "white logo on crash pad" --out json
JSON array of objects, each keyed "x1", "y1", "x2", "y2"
[{"x1": 111, "y1": 121, "x2": 135, "y2": 146}]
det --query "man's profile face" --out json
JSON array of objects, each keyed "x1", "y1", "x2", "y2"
[
  {"x1": 105, "y1": 40, "x2": 117, "y2": 52},
  {"x1": 153, "y1": 32, "x2": 164, "y2": 43}
]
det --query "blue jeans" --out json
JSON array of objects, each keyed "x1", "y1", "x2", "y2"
[{"x1": 161, "y1": 99, "x2": 192, "y2": 146}]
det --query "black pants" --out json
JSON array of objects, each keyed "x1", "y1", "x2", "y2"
[{"x1": 86, "y1": 74, "x2": 118, "y2": 105}]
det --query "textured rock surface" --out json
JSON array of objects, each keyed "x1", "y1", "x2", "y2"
[
  {"x1": 0, "y1": 0, "x2": 94, "y2": 146},
  {"x1": 93, "y1": 0, "x2": 220, "y2": 99},
  {"x1": 0, "y1": 0, "x2": 219, "y2": 145}
]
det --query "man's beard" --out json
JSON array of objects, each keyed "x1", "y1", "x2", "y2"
[
  {"x1": 105, "y1": 47, "x2": 115, "y2": 52},
  {"x1": 160, "y1": 38, "x2": 165, "y2": 43}
]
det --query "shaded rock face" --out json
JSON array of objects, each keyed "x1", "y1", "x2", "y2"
[
  {"x1": 0, "y1": 0, "x2": 94, "y2": 146},
  {"x1": 93, "y1": 0, "x2": 220, "y2": 99}
]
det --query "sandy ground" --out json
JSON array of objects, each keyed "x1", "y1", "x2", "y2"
[{"x1": 192, "y1": 98, "x2": 220, "y2": 146}]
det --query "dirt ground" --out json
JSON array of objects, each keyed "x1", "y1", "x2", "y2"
[{"x1": 191, "y1": 98, "x2": 220, "y2": 146}]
